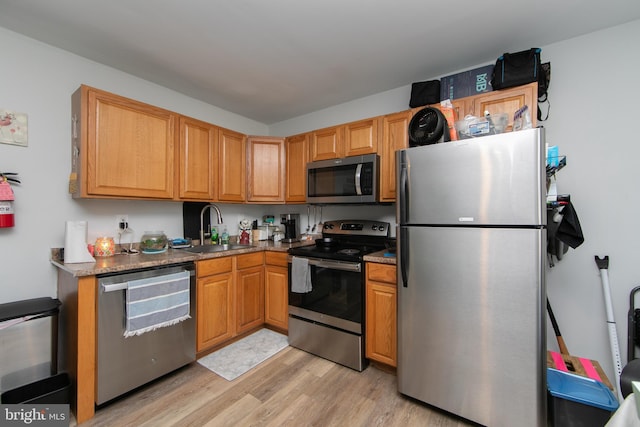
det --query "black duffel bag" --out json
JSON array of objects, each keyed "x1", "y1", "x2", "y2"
[{"x1": 491, "y1": 48, "x2": 550, "y2": 120}]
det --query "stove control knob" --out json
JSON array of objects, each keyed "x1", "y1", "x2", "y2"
[{"x1": 378, "y1": 225, "x2": 385, "y2": 232}]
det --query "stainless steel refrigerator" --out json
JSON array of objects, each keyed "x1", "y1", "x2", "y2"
[{"x1": 396, "y1": 128, "x2": 547, "y2": 427}]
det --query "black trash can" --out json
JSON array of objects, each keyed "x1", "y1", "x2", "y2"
[{"x1": 0, "y1": 297, "x2": 69, "y2": 404}]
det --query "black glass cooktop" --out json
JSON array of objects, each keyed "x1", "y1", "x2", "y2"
[{"x1": 288, "y1": 219, "x2": 391, "y2": 262}]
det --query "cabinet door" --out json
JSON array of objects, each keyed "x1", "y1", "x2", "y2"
[
  {"x1": 197, "y1": 272, "x2": 234, "y2": 351},
  {"x1": 80, "y1": 85, "x2": 176, "y2": 199},
  {"x1": 471, "y1": 82, "x2": 537, "y2": 132},
  {"x1": 380, "y1": 110, "x2": 411, "y2": 202},
  {"x1": 178, "y1": 116, "x2": 217, "y2": 200},
  {"x1": 365, "y1": 263, "x2": 397, "y2": 367},
  {"x1": 285, "y1": 133, "x2": 310, "y2": 203},
  {"x1": 344, "y1": 118, "x2": 379, "y2": 157},
  {"x1": 236, "y1": 265, "x2": 265, "y2": 334},
  {"x1": 265, "y1": 262, "x2": 288, "y2": 331},
  {"x1": 218, "y1": 127, "x2": 246, "y2": 202},
  {"x1": 247, "y1": 136, "x2": 285, "y2": 203},
  {"x1": 311, "y1": 125, "x2": 344, "y2": 161}
]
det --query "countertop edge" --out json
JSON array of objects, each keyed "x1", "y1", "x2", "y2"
[
  {"x1": 363, "y1": 250, "x2": 397, "y2": 265},
  {"x1": 52, "y1": 240, "x2": 316, "y2": 277}
]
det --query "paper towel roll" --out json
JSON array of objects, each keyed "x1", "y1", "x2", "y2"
[{"x1": 64, "y1": 220, "x2": 95, "y2": 263}]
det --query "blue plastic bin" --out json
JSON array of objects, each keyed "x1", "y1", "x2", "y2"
[{"x1": 547, "y1": 367, "x2": 619, "y2": 427}]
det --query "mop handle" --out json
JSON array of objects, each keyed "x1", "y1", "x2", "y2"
[{"x1": 595, "y1": 255, "x2": 623, "y2": 402}]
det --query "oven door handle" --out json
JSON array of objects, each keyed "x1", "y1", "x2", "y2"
[{"x1": 303, "y1": 257, "x2": 362, "y2": 272}]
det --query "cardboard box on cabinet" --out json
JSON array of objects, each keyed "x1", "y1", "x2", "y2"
[{"x1": 440, "y1": 65, "x2": 494, "y2": 100}]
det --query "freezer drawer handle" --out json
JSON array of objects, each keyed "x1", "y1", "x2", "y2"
[{"x1": 400, "y1": 227, "x2": 408, "y2": 287}]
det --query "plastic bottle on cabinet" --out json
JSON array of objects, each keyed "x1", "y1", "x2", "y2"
[{"x1": 210, "y1": 227, "x2": 218, "y2": 244}]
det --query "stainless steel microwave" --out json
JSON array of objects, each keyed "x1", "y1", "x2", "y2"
[{"x1": 306, "y1": 154, "x2": 379, "y2": 204}]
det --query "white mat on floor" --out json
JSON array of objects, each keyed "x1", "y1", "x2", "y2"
[{"x1": 197, "y1": 329, "x2": 289, "y2": 381}]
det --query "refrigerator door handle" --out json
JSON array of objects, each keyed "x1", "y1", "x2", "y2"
[
  {"x1": 398, "y1": 152, "x2": 408, "y2": 225},
  {"x1": 398, "y1": 150, "x2": 409, "y2": 287},
  {"x1": 400, "y1": 226, "x2": 409, "y2": 287}
]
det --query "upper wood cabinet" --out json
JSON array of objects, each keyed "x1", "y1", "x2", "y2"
[
  {"x1": 247, "y1": 136, "x2": 285, "y2": 203},
  {"x1": 470, "y1": 82, "x2": 537, "y2": 132},
  {"x1": 310, "y1": 125, "x2": 344, "y2": 161},
  {"x1": 217, "y1": 127, "x2": 246, "y2": 202},
  {"x1": 70, "y1": 83, "x2": 538, "y2": 203},
  {"x1": 344, "y1": 117, "x2": 380, "y2": 157},
  {"x1": 380, "y1": 110, "x2": 411, "y2": 202},
  {"x1": 177, "y1": 116, "x2": 217, "y2": 201},
  {"x1": 285, "y1": 132, "x2": 310, "y2": 203},
  {"x1": 71, "y1": 85, "x2": 176, "y2": 199}
]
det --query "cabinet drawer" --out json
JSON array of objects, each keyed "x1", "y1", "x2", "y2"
[
  {"x1": 265, "y1": 251, "x2": 288, "y2": 267},
  {"x1": 236, "y1": 252, "x2": 264, "y2": 269},
  {"x1": 366, "y1": 263, "x2": 396, "y2": 284},
  {"x1": 197, "y1": 257, "x2": 233, "y2": 278}
]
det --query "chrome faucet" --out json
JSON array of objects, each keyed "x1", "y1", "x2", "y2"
[{"x1": 200, "y1": 204, "x2": 224, "y2": 244}]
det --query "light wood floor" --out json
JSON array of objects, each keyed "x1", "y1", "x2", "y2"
[{"x1": 74, "y1": 346, "x2": 475, "y2": 426}]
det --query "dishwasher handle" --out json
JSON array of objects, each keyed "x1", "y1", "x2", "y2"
[
  {"x1": 102, "y1": 282, "x2": 128, "y2": 293},
  {"x1": 101, "y1": 267, "x2": 194, "y2": 293}
]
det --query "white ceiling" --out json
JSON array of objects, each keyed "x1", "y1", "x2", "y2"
[{"x1": 2, "y1": 1, "x2": 640, "y2": 124}]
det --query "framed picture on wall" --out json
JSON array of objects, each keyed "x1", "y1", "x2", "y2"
[{"x1": 0, "y1": 109, "x2": 28, "y2": 147}]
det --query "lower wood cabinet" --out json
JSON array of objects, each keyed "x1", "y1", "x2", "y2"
[
  {"x1": 264, "y1": 251, "x2": 289, "y2": 331},
  {"x1": 365, "y1": 262, "x2": 397, "y2": 367},
  {"x1": 236, "y1": 252, "x2": 265, "y2": 334},
  {"x1": 196, "y1": 257, "x2": 234, "y2": 351},
  {"x1": 196, "y1": 251, "x2": 269, "y2": 353}
]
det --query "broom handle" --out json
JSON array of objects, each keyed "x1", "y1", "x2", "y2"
[
  {"x1": 547, "y1": 298, "x2": 570, "y2": 355},
  {"x1": 595, "y1": 255, "x2": 623, "y2": 402}
]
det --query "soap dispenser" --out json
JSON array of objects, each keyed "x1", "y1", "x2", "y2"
[{"x1": 220, "y1": 227, "x2": 230, "y2": 245}]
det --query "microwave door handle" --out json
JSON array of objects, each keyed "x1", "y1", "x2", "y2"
[{"x1": 355, "y1": 163, "x2": 363, "y2": 195}]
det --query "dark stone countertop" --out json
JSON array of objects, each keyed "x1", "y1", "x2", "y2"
[
  {"x1": 51, "y1": 239, "x2": 316, "y2": 277},
  {"x1": 363, "y1": 249, "x2": 397, "y2": 265}
]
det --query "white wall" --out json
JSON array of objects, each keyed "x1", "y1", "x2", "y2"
[
  {"x1": 0, "y1": 26, "x2": 394, "y2": 308},
  {"x1": 271, "y1": 20, "x2": 640, "y2": 383},
  {"x1": 0, "y1": 27, "x2": 269, "y2": 303},
  {"x1": 2, "y1": 18, "x2": 639, "y2": 385}
]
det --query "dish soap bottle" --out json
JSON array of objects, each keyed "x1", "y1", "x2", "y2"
[
  {"x1": 210, "y1": 226, "x2": 218, "y2": 245},
  {"x1": 220, "y1": 227, "x2": 230, "y2": 245}
]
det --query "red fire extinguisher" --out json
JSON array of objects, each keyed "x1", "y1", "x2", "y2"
[{"x1": 0, "y1": 173, "x2": 19, "y2": 228}]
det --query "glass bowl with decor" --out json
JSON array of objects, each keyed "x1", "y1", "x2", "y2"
[{"x1": 140, "y1": 231, "x2": 168, "y2": 254}]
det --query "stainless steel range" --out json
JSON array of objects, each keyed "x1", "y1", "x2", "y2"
[{"x1": 287, "y1": 219, "x2": 390, "y2": 371}]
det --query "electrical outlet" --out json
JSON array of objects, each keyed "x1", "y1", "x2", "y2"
[{"x1": 116, "y1": 214, "x2": 129, "y2": 230}]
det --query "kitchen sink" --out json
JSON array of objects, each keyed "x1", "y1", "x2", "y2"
[{"x1": 181, "y1": 244, "x2": 253, "y2": 254}]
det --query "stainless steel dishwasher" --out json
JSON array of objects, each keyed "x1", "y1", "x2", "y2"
[{"x1": 96, "y1": 262, "x2": 195, "y2": 405}]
